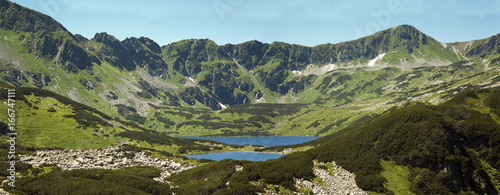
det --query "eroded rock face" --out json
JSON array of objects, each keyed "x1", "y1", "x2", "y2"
[
  {"x1": 295, "y1": 161, "x2": 367, "y2": 195},
  {"x1": 18, "y1": 145, "x2": 195, "y2": 182}
]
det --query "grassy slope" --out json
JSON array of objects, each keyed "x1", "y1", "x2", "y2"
[{"x1": 0, "y1": 82, "x2": 254, "y2": 156}]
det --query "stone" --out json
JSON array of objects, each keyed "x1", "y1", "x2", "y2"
[
  {"x1": 75, "y1": 157, "x2": 84, "y2": 163},
  {"x1": 171, "y1": 162, "x2": 181, "y2": 169},
  {"x1": 94, "y1": 161, "x2": 104, "y2": 166},
  {"x1": 104, "y1": 157, "x2": 114, "y2": 164},
  {"x1": 1, "y1": 180, "x2": 9, "y2": 187}
]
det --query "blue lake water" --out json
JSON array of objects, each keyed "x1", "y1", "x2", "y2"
[
  {"x1": 187, "y1": 152, "x2": 285, "y2": 161},
  {"x1": 181, "y1": 136, "x2": 319, "y2": 161},
  {"x1": 178, "y1": 136, "x2": 319, "y2": 147}
]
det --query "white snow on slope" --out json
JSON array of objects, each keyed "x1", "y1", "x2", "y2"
[
  {"x1": 368, "y1": 53, "x2": 386, "y2": 66},
  {"x1": 218, "y1": 102, "x2": 227, "y2": 109},
  {"x1": 322, "y1": 64, "x2": 335, "y2": 72}
]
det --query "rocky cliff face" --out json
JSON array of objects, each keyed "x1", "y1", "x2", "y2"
[
  {"x1": 467, "y1": 33, "x2": 500, "y2": 57},
  {"x1": 160, "y1": 25, "x2": 440, "y2": 99},
  {"x1": 0, "y1": 0, "x2": 94, "y2": 72},
  {"x1": 91, "y1": 33, "x2": 168, "y2": 75}
]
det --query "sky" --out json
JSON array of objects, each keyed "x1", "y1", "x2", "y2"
[{"x1": 10, "y1": 0, "x2": 500, "y2": 47}]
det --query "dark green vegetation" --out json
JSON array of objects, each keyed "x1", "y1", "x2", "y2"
[
  {"x1": 164, "y1": 89, "x2": 500, "y2": 194},
  {"x1": 167, "y1": 152, "x2": 315, "y2": 194},
  {"x1": 311, "y1": 95, "x2": 500, "y2": 193},
  {"x1": 2, "y1": 0, "x2": 500, "y2": 137},
  {"x1": 5, "y1": 166, "x2": 172, "y2": 195}
]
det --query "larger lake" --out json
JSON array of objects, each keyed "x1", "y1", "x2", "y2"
[
  {"x1": 187, "y1": 152, "x2": 285, "y2": 161},
  {"x1": 178, "y1": 136, "x2": 319, "y2": 147},
  {"x1": 181, "y1": 136, "x2": 319, "y2": 161}
]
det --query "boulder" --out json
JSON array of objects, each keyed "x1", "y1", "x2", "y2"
[
  {"x1": 75, "y1": 157, "x2": 84, "y2": 163},
  {"x1": 104, "y1": 157, "x2": 114, "y2": 164},
  {"x1": 94, "y1": 161, "x2": 104, "y2": 166}
]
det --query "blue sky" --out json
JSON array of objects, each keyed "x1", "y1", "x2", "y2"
[{"x1": 10, "y1": 0, "x2": 500, "y2": 46}]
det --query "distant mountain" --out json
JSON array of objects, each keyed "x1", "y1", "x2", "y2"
[{"x1": 1, "y1": 0, "x2": 500, "y2": 136}]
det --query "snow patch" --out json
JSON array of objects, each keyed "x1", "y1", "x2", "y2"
[
  {"x1": 368, "y1": 53, "x2": 386, "y2": 66},
  {"x1": 218, "y1": 102, "x2": 227, "y2": 109},
  {"x1": 255, "y1": 97, "x2": 265, "y2": 103},
  {"x1": 321, "y1": 64, "x2": 335, "y2": 72}
]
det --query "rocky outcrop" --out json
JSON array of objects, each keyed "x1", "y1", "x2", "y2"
[
  {"x1": 92, "y1": 33, "x2": 168, "y2": 77},
  {"x1": 92, "y1": 32, "x2": 135, "y2": 70},
  {"x1": 295, "y1": 161, "x2": 366, "y2": 195},
  {"x1": 57, "y1": 39, "x2": 92, "y2": 72},
  {"x1": 18, "y1": 145, "x2": 195, "y2": 182},
  {"x1": 122, "y1": 37, "x2": 167, "y2": 77},
  {"x1": 467, "y1": 33, "x2": 500, "y2": 57},
  {"x1": 0, "y1": 0, "x2": 68, "y2": 33}
]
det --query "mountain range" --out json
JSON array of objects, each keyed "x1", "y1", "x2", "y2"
[
  {"x1": 0, "y1": 0, "x2": 500, "y2": 194},
  {"x1": 2, "y1": 0, "x2": 500, "y2": 137}
]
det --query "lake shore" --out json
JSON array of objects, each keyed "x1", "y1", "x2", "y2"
[
  {"x1": 176, "y1": 136, "x2": 320, "y2": 147},
  {"x1": 180, "y1": 150, "x2": 286, "y2": 156}
]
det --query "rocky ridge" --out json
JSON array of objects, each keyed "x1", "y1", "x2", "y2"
[
  {"x1": 295, "y1": 161, "x2": 366, "y2": 195},
  {"x1": 17, "y1": 145, "x2": 195, "y2": 182}
]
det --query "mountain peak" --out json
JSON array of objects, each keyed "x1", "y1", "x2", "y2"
[
  {"x1": 392, "y1": 24, "x2": 420, "y2": 31},
  {"x1": 92, "y1": 32, "x2": 120, "y2": 43},
  {"x1": 0, "y1": 0, "x2": 68, "y2": 33},
  {"x1": 123, "y1": 36, "x2": 162, "y2": 54}
]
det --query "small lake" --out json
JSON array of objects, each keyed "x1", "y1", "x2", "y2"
[
  {"x1": 181, "y1": 136, "x2": 319, "y2": 161},
  {"x1": 178, "y1": 136, "x2": 319, "y2": 147},
  {"x1": 187, "y1": 152, "x2": 285, "y2": 161}
]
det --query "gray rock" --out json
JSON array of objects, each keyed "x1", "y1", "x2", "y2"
[
  {"x1": 104, "y1": 157, "x2": 114, "y2": 164},
  {"x1": 75, "y1": 157, "x2": 84, "y2": 163}
]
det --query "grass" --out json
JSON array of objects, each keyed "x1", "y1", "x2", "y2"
[
  {"x1": 380, "y1": 159, "x2": 414, "y2": 195},
  {"x1": 0, "y1": 94, "x2": 122, "y2": 150}
]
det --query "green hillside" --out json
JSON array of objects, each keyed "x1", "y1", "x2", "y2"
[
  {"x1": 0, "y1": 81, "x2": 253, "y2": 155},
  {"x1": 159, "y1": 89, "x2": 500, "y2": 194}
]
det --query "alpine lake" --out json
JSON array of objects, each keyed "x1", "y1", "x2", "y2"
[{"x1": 179, "y1": 136, "x2": 319, "y2": 161}]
